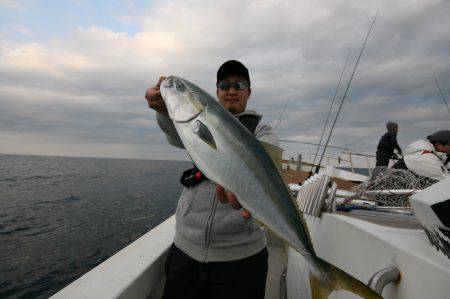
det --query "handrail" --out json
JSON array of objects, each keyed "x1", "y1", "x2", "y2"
[
  {"x1": 364, "y1": 189, "x2": 420, "y2": 195},
  {"x1": 343, "y1": 150, "x2": 376, "y2": 158},
  {"x1": 367, "y1": 267, "x2": 401, "y2": 295},
  {"x1": 335, "y1": 188, "x2": 421, "y2": 198},
  {"x1": 280, "y1": 139, "x2": 349, "y2": 150},
  {"x1": 281, "y1": 144, "x2": 377, "y2": 175}
]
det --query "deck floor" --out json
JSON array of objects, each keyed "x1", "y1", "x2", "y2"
[{"x1": 265, "y1": 231, "x2": 287, "y2": 299}]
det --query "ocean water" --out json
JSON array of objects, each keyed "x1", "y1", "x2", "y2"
[
  {"x1": 0, "y1": 154, "x2": 191, "y2": 298},
  {"x1": 336, "y1": 167, "x2": 370, "y2": 176}
]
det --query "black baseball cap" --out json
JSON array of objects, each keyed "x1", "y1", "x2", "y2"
[
  {"x1": 428, "y1": 130, "x2": 450, "y2": 143},
  {"x1": 217, "y1": 60, "x2": 250, "y2": 86}
]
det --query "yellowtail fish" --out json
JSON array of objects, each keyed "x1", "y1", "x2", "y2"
[{"x1": 160, "y1": 76, "x2": 383, "y2": 299}]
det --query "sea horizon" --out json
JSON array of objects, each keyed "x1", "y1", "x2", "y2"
[
  {"x1": 1, "y1": 153, "x2": 373, "y2": 172},
  {"x1": 0, "y1": 152, "x2": 190, "y2": 163}
]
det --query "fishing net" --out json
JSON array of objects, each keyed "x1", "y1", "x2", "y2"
[{"x1": 350, "y1": 167, "x2": 438, "y2": 207}]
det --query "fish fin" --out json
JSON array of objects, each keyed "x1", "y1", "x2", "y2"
[
  {"x1": 309, "y1": 272, "x2": 332, "y2": 299},
  {"x1": 192, "y1": 119, "x2": 217, "y2": 150},
  {"x1": 309, "y1": 258, "x2": 384, "y2": 299}
]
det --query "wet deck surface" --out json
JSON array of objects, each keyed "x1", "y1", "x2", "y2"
[{"x1": 338, "y1": 210, "x2": 422, "y2": 229}]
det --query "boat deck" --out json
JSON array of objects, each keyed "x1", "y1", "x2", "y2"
[{"x1": 266, "y1": 231, "x2": 287, "y2": 299}]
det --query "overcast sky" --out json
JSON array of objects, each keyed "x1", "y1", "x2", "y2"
[{"x1": 1, "y1": 0, "x2": 449, "y2": 167}]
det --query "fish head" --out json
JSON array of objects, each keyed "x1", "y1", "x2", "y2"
[{"x1": 160, "y1": 76, "x2": 209, "y2": 122}]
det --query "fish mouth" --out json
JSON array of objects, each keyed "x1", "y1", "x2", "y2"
[
  {"x1": 160, "y1": 76, "x2": 205, "y2": 122},
  {"x1": 162, "y1": 76, "x2": 174, "y2": 87}
]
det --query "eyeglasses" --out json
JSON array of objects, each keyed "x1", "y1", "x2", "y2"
[{"x1": 216, "y1": 81, "x2": 249, "y2": 91}]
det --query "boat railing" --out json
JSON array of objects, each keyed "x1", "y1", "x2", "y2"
[
  {"x1": 51, "y1": 216, "x2": 176, "y2": 299},
  {"x1": 342, "y1": 150, "x2": 376, "y2": 177},
  {"x1": 280, "y1": 139, "x2": 376, "y2": 176}
]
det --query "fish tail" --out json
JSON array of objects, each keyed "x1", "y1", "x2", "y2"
[{"x1": 309, "y1": 258, "x2": 383, "y2": 299}]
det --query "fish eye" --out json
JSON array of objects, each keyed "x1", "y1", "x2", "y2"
[{"x1": 176, "y1": 83, "x2": 186, "y2": 92}]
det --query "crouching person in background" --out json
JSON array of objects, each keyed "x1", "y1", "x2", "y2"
[{"x1": 392, "y1": 130, "x2": 450, "y2": 181}]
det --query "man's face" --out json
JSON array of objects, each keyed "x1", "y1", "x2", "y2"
[
  {"x1": 216, "y1": 75, "x2": 251, "y2": 115},
  {"x1": 435, "y1": 142, "x2": 450, "y2": 154}
]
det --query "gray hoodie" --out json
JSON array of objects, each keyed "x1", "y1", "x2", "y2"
[{"x1": 156, "y1": 110, "x2": 279, "y2": 262}]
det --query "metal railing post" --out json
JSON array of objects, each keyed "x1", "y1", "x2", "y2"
[
  {"x1": 348, "y1": 152, "x2": 355, "y2": 173},
  {"x1": 366, "y1": 155, "x2": 372, "y2": 177}
]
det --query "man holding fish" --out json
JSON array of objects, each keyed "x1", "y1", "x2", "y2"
[
  {"x1": 145, "y1": 59, "x2": 382, "y2": 298},
  {"x1": 145, "y1": 60, "x2": 278, "y2": 298}
]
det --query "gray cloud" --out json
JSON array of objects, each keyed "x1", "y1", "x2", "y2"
[{"x1": 0, "y1": 0, "x2": 449, "y2": 165}]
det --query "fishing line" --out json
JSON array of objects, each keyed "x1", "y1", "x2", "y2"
[
  {"x1": 315, "y1": 11, "x2": 379, "y2": 174},
  {"x1": 309, "y1": 53, "x2": 351, "y2": 174},
  {"x1": 274, "y1": 98, "x2": 291, "y2": 129},
  {"x1": 434, "y1": 77, "x2": 450, "y2": 115}
]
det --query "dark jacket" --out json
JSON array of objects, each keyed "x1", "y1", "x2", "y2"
[{"x1": 377, "y1": 131, "x2": 402, "y2": 155}]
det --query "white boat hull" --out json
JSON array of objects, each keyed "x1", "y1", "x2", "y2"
[
  {"x1": 287, "y1": 213, "x2": 450, "y2": 298},
  {"x1": 51, "y1": 216, "x2": 175, "y2": 299}
]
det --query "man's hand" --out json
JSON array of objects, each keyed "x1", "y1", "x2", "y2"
[
  {"x1": 215, "y1": 184, "x2": 251, "y2": 219},
  {"x1": 145, "y1": 76, "x2": 168, "y2": 116}
]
